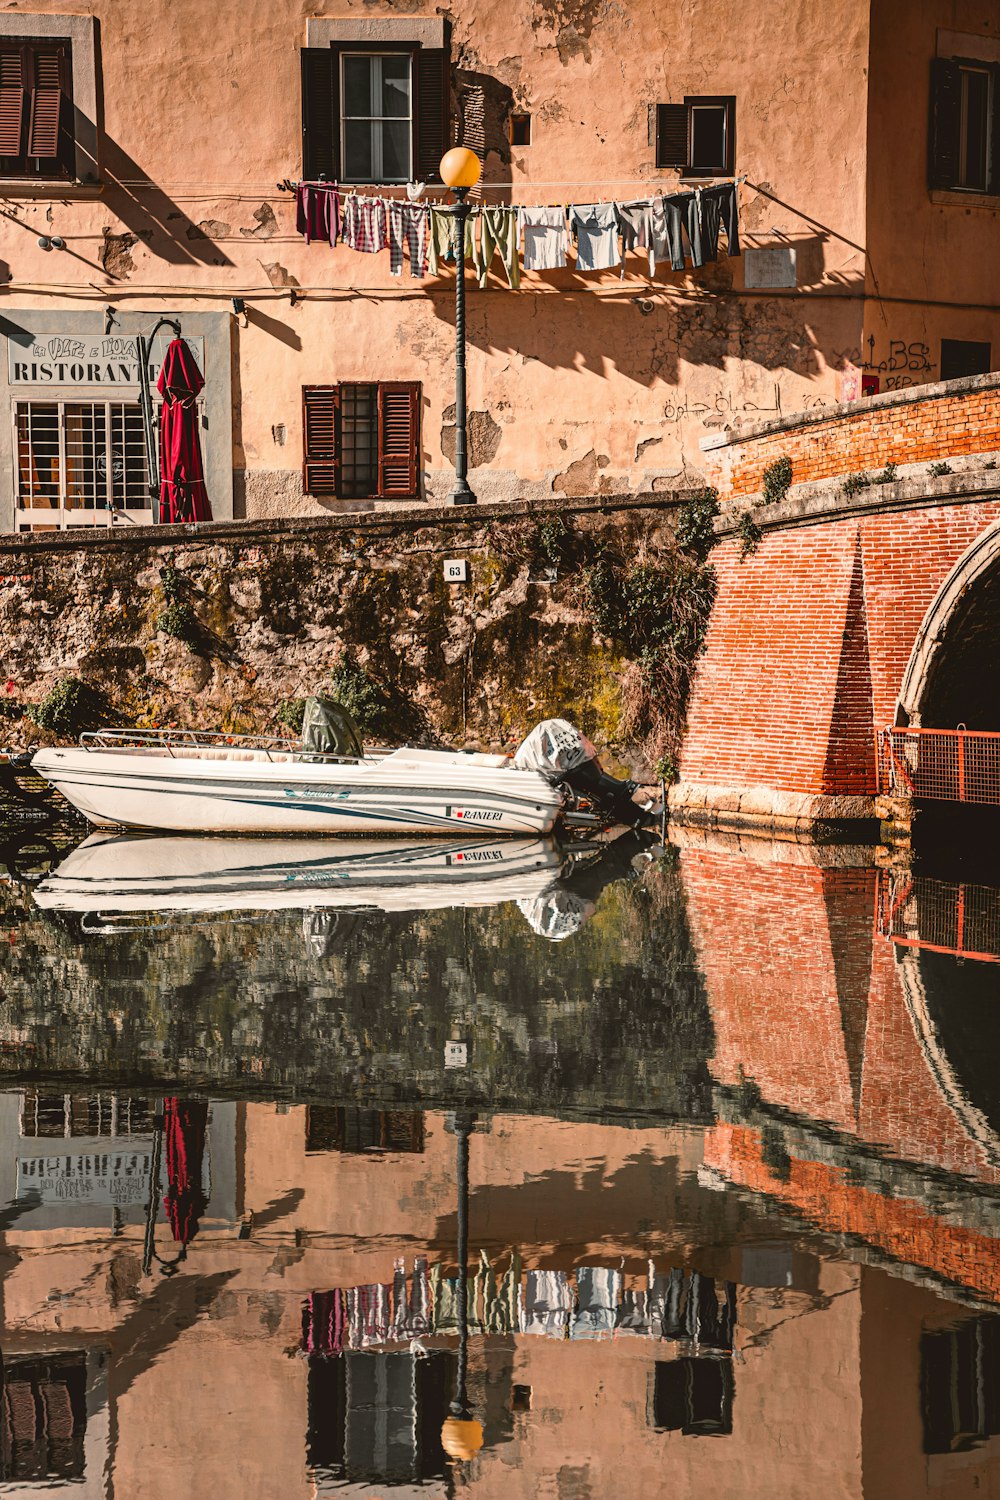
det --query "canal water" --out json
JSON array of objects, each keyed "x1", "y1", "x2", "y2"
[{"x1": 0, "y1": 804, "x2": 997, "y2": 1497}]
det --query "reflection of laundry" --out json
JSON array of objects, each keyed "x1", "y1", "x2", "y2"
[
  {"x1": 430, "y1": 1264, "x2": 480, "y2": 1334},
  {"x1": 615, "y1": 1288, "x2": 651, "y2": 1336},
  {"x1": 521, "y1": 1269, "x2": 572, "y2": 1338},
  {"x1": 478, "y1": 1248, "x2": 522, "y2": 1333},
  {"x1": 650, "y1": 1267, "x2": 688, "y2": 1340},
  {"x1": 303, "y1": 1288, "x2": 348, "y2": 1355},
  {"x1": 572, "y1": 1266, "x2": 622, "y2": 1339}
]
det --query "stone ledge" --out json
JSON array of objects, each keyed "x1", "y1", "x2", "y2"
[
  {"x1": 669, "y1": 779, "x2": 876, "y2": 835},
  {"x1": 698, "y1": 370, "x2": 1000, "y2": 451},
  {"x1": 0, "y1": 490, "x2": 685, "y2": 558},
  {"x1": 714, "y1": 456, "x2": 1000, "y2": 538}
]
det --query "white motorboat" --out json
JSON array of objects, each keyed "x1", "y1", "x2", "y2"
[
  {"x1": 32, "y1": 830, "x2": 579, "y2": 920},
  {"x1": 28, "y1": 711, "x2": 649, "y2": 838},
  {"x1": 30, "y1": 734, "x2": 564, "y2": 836}
]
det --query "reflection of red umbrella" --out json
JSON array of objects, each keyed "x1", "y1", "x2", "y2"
[
  {"x1": 162, "y1": 1098, "x2": 209, "y2": 1246},
  {"x1": 157, "y1": 339, "x2": 211, "y2": 523}
]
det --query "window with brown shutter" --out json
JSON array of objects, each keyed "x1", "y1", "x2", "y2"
[
  {"x1": 655, "y1": 96, "x2": 735, "y2": 176},
  {"x1": 301, "y1": 35, "x2": 450, "y2": 185},
  {"x1": 303, "y1": 381, "x2": 421, "y2": 500},
  {"x1": 0, "y1": 38, "x2": 73, "y2": 179},
  {"x1": 929, "y1": 56, "x2": 1000, "y2": 195}
]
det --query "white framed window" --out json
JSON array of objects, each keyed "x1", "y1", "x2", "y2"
[
  {"x1": 958, "y1": 64, "x2": 993, "y2": 192},
  {"x1": 13, "y1": 398, "x2": 154, "y2": 529},
  {"x1": 340, "y1": 52, "x2": 412, "y2": 184}
]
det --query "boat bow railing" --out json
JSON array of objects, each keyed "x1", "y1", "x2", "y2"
[{"x1": 78, "y1": 728, "x2": 372, "y2": 764}]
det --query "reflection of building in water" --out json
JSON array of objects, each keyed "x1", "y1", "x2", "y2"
[{"x1": 0, "y1": 1103, "x2": 992, "y2": 1496}]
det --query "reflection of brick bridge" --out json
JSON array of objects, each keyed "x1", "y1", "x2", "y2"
[
  {"x1": 677, "y1": 828, "x2": 1000, "y2": 1308},
  {"x1": 672, "y1": 371, "x2": 1000, "y2": 833}
]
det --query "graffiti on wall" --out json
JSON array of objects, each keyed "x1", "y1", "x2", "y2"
[
  {"x1": 663, "y1": 382, "x2": 829, "y2": 430},
  {"x1": 861, "y1": 336, "x2": 935, "y2": 390}
]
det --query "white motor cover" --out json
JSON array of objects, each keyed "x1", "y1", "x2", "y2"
[
  {"x1": 513, "y1": 718, "x2": 598, "y2": 776},
  {"x1": 517, "y1": 888, "x2": 596, "y2": 942}
]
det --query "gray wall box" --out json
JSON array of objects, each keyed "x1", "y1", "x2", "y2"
[{"x1": 0, "y1": 308, "x2": 234, "y2": 533}]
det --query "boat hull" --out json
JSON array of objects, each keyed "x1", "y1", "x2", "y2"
[{"x1": 31, "y1": 747, "x2": 563, "y2": 836}]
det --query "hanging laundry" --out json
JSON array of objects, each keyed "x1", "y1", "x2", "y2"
[
  {"x1": 649, "y1": 194, "x2": 688, "y2": 272},
  {"x1": 428, "y1": 205, "x2": 477, "y2": 275},
  {"x1": 341, "y1": 194, "x2": 388, "y2": 255},
  {"x1": 569, "y1": 203, "x2": 621, "y2": 271},
  {"x1": 477, "y1": 206, "x2": 520, "y2": 289},
  {"x1": 572, "y1": 1266, "x2": 622, "y2": 1339},
  {"x1": 698, "y1": 182, "x2": 741, "y2": 261},
  {"x1": 388, "y1": 200, "x2": 429, "y2": 278},
  {"x1": 296, "y1": 181, "x2": 341, "y2": 247},
  {"x1": 683, "y1": 191, "x2": 705, "y2": 269},
  {"x1": 521, "y1": 1269, "x2": 572, "y2": 1338},
  {"x1": 518, "y1": 205, "x2": 569, "y2": 271},
  {"x1": 614, "y1": 200, "x2": 654, "y2": 276}
]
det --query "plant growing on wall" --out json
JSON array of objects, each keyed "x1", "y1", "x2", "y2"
[
  {"x1": 157, "y1": 601, "x2": 201, "y2": 649},
  {"x1": 842, "y1": 472, "x2": 871, "y2": 497},
  {"x1": 25, "y1": 677, "x2": 109, "y2": 736},
  {"x1": 761, "y1": 455, "x2": 793, "y2": 506},
  {"x1": 736, "y1": 510, "x2": 763, "y2": 559},
  {"x1": 874, "y1": 462, "x2": 898, "y2": 484},
  {"x1": 675, "y1": 486, "x2": 720, "y2": 563},
  {"x1": 929, "y1": 460, "x2": 953, "y2": 477}
]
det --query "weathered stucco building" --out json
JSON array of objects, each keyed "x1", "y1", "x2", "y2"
[{"x1": 0, "y1": 0, "x2": 997, "y2": 530}]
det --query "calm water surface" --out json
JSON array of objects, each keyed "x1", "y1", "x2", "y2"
[{"x1": 0, "y1": 804, "x2": 997, "y2": 1497}]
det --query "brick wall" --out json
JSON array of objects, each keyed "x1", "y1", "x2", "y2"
[
  {"x1": 679, "y1": 500, "x2": 1000, "y2": 796},
  {"x1": 706, "y1": 375, "x2": 1000, "y2": 501}
]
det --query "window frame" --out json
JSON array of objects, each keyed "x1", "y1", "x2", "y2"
[
  {"x1": 302, "y1": 380, "x2": 421, "y2": 501},
  {"x1": 0, "y1": 35, "x2": 74, "y2": 181},
  {"x1": 957, "y1": 61, "x2": 993, "y2": 191},
  {"x1": 929, "y1": 54, "x2": 1000, "y2": 197},
  {"x1": 655, "y1": 95, "x2": 736, "y2": 177},
  {"x1": 339, "y1": 50, "x2": 413, "y2": 185},
  {"x1": 0, "y1": 13, "x2": 99, "y2": 187}
]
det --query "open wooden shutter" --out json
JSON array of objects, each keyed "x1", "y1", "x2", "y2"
[
  {"x1": 377, "y1": 383, "x2": 420, "y2": 498},
  {"x1": 415, "y1": 45, "x2": 450, "y2": 183},
  {"x1": 656, "y1": 103, "x2": 689, "y2": 169},
  {"x1": 27, "y1": 44, "x2": 66, "y2": 159},
  {"x1": 302, "y1": 385, "x2": 340, "y2": 496},
  {"x1": 301, "y1": 47, "x2": 340, "y2": 181},
  {"x1": 928, "y1": 57, "x2": 962, "y2": 189},
  {"x1": 0, "y1": 47, "x2": 25, "y2": 157},
  {"x1": 989, "y1": 64, "x2": 1000, "y2": 195}
]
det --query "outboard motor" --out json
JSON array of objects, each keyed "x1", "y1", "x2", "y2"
[{"x1": 513, "y1": 718, "x2": 645, "y2": 826}]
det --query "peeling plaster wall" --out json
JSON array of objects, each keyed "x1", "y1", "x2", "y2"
[{"x1": 0, "y1": 0, "x2": 896, "y2": 518}]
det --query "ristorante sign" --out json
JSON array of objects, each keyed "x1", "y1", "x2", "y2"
[{"x1": 7, "y1": 333, "x2": 205, "y2": 387}]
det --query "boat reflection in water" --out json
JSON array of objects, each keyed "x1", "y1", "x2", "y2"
[{"x1": 32, "y1": 827, "x2": 659, "y2": 941}]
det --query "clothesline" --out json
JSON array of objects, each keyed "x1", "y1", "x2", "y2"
[{"x1": 296, "y1": 178, "x2": 742, "y2": 283}]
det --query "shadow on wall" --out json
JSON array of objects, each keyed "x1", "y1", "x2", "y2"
[
  {"x1": 430, "y1": 268, "x2": 864, "y2": 391},
  {"x1": 100, "y1": 133, "x2": 235, "y2": 270}
]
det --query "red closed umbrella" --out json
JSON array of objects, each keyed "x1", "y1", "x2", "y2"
[
  {"x1": 162, "y1": 1097, "x2": 209, "y2": 1247},
  {"x1": 156, "y1": 338, "x2": 211, "y2": 523}
]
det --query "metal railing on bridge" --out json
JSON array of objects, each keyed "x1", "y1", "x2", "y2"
[
  {"x1": 876, "y1": 727, "x2": 1000, "y2": 806},
  {"x1": 877, "y1": 868, "x2": 1000, "y2": 965}
]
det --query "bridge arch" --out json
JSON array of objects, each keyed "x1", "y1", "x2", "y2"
[{"x1": 898, "y1": 516, "x2": 1000, "y2": 730}]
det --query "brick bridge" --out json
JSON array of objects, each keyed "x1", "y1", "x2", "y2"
[{"x1": 671, "y1": 371, "x2": 1000, "y2": 835}]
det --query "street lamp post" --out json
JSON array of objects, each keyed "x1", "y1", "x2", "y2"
[{"x1": 439, "y1": 148, "x2": 482, "y2": 506}]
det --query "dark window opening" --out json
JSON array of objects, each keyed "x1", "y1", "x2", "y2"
[
  {"x1": 512, "y1": 1384, "x2": 532, "y2": 1412},
  {"x1": 941, "y1": 339, "x2": 993, "y2": 382},
  {"x1": 306, "y1": 1106, "x2": 425, "y2": 1154},
  {"x1": 929, "y1": 57, "x2": 999, "y2": 195},
  {"x1": 922, "y1": 1317, "x2": 1000, "y2": 1453},
  {"x1": 656, "y1": 96, "x2": 735, "y2": 176},
  {"x1": 302, "y1": 382, "x2": 421, "y2": 500},
  {"x1": 307, "y1": 1350, "x2": 454, "y2": 1485},
  {"x1": 0, "y1": 38, "x2": 74, "y2": 180},
  {"x1": 301, "y1": 39, "x2": 449, "y2": 185},
  {"x1": 1, "y1": 1353, "x2": 88, "y2": 1482},
  {"x1": 510, "y1": 113, "x2": 531, "y2": 146},
  {"x1": 652, "y1": 1357, "x2": 734, "y2": 1437}
]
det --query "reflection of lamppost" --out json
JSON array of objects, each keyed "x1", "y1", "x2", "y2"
[
  {"x1": 440, "y1": 1107, "x2": 484, "y2": 1464},
  {"x1": 439, "y1": 148, "x2": 482, "y2": 507}
]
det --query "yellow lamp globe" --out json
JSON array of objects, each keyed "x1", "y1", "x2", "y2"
[
  {"x1": 440, "y1": 1415, "x2": 485, "y2": 1461},
  {"x1": 439, "y1": 147, "x2": 482, "y2": 190}
]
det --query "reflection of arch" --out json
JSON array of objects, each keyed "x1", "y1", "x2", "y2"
[
  {"x1": 896, "y1": 949, "x2": 1000, "y2": 1169},
  {"x1": 898, "y1": 518, "x2": 1000, "y2": 728}
]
